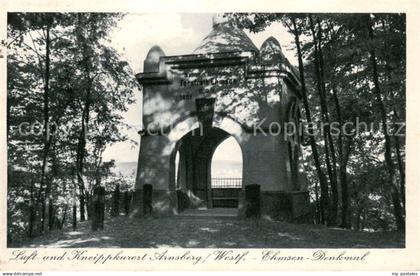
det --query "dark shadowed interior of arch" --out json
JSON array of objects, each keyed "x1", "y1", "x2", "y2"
[{"x1": 173, "y1": 127, "x2": 243, "y2": 210}]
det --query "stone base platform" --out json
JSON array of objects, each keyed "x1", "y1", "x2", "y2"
[{"x1": 130, "y1": 189, "x2": 312, "y2": 224}]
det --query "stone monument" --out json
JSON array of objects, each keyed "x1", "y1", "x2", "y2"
[{"x1": 134, "y1": 16, "x2": 311, "y2": 222}]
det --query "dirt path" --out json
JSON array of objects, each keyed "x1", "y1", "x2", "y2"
[{"x1": 13, "y1": 215, "x2": 404, "y2": 248}]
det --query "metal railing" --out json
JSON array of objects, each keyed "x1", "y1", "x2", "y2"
[{"x1": 211, "y1": 177, "x2": 242, "y2": 189}]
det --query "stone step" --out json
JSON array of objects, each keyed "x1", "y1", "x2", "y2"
[{"x1": 177, "y1": 208, "x2": 239, "y2": 219}]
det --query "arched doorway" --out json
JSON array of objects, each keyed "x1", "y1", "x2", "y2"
[
  {"x1": 210, "y1": 136, "x2": 243, "y2": 208},
  {"x1": 172, "y1": 127, "x2": 243, "y2": 212}
]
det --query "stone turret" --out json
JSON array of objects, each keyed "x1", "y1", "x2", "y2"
[
  {"x1": 144, "y1": 45, "x2": 165, "y2": 73},
  {"x1": 260, "y1": 36, "x2": 285, "y2": 65}
]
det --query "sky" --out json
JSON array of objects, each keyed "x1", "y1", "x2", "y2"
[
  {"x1": 211, "y1": 136, "x2": 243, "y2": 177},
  {"x1": 103, "y1": 13, "x2": 297, "y2": 163}
]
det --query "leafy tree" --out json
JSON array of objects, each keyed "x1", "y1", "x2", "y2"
[
  {"x1": 227, "y1": 13, "x2": 405, "y2": 230},
  {"x1": 7, "y1": 12, "x2": 138, "y2": 243}
]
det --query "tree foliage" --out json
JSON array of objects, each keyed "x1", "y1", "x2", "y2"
[
  {"x1": 227, "y1": 13, "x2": 406, "y2": 231},
  {"x1": 7, "y1": 13, "x2": 138, "y2": 244}
]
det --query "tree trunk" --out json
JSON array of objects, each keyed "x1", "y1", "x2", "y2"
[
  {"x1": 28, "y1": 179, "x2": 35, "y2": 238},
  {"x1": 322, "y1": 130, "x2": 336, "y2": 225},
  {"x1": 72, "y1": 203, "x2": 77, "y2": 231},
  {"x1": 339, "y1": 139, "x2": 352, "y2": 229},
  {"x1": 40, "y1": 195, "x2": 46, "y2": 233},
  {"x1": 72, "y1": 181, "x2": 77, "y2": 230},
  {"x1": 60, "y1": 205, "x2": 68, "y2": 229},
  {"x1": 48, "y1": 144, "x2": 59, "y2": 231},
  {"x1": 291, "y1": 17, "x2": 329, "y2": 224},
  {"x1": 381, "y1": 19, "x2": 406, "y2": 212},
  {"x1": 308, "y1": 15, "x2": 339, "y2": 225},
  {"x1": 366, "y1": 14, "x2": 405, "y2": 231},
  {"x1": 86, "y1": 192, "x2": 92, "y2": 220},
  {"x1": 7, "y1": 76, "x2": 13, "y2": 137},
  {"x1": 316, "y1": 17, "x2": 339, "y2": 226},
  {"x1": 79, "y1": 193, "x2": 86, "y2": 221},
  {"x1": 75, "y1": 92, "x2": 90, "y2": 223},
  {"x1": 313, "y1": 175, "x2": 321, "y2": 224},
  {"x1": 356, "y1": 209, "x2": 362, "y2": 231},
  {"x1": 47, "y1": 196, "x2": 54, "y2": 231},
  {"x1": 394, "y1": 134, "x2": 405, "y2": 209},
  {"x1": 75, "y1": 14, "x2": 93, "y2": 222},
  {"x1": 332, "y1": 87, "x2": 353, "y2": 228},
  {"x1": 35, "y1": 22, "x2": 52, "y2": 230}
]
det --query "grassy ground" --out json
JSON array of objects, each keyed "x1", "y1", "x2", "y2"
[{"x1": 13, "y1": 215, "x2": 405, "y2": 248}]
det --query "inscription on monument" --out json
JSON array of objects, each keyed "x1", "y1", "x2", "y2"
[
  {"x1": 179, "y1": 77, "x2": 238, "y2": 87},
  {"x1": 176, "y1": 67, "x2": 243, "y2": 101}
]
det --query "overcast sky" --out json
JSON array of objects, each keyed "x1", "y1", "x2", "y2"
[{"x1": 103, "y1": 13, "x2": 297, "y2": 163}]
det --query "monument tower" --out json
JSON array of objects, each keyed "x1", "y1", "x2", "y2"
[{"x1": 134, "y1": 15, "x2": 311, "y2": 221}]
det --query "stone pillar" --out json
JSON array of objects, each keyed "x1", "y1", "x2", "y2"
[
  {"x1": 124, "y1": 191, "x2": 131, "y2": 215},
  {"x1": 245, "y1": 184, "x2": 261, "y2": 219},
  {"x1": 143, "y1": 184, "x2": 153, "y2": 215},
  {"x1": 111, "y1": 184, "x2": 120, "y2": 217},
  {"x1": 91, "y1": 186, "x2": 105, "y2": 231}
]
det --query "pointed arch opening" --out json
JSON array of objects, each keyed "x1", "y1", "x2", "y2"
[{"x1": 172, "y1": 127, "x2": 243, "y2": 212}]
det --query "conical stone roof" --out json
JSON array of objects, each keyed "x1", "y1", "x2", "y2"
[{"x1": 193, "y1": 16, "x2": 258, "y2": 54}]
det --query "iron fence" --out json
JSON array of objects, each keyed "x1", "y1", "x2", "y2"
[{"x1": 211, "y1": 177, "x2": 242, "y2": 189}]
